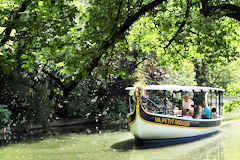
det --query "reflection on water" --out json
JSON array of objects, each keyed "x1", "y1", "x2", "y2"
[
  {"x1": 178, "y1": 135, "x2": 224, "y2": 160},
  {"x1": 112, "y1": 132, "x2": 224, "y2": 160},
  {"x1": 111, "y1": 121, "x2": 240, "y2": 160}
]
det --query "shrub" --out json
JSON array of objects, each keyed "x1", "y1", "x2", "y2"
[
  {"x1": 0, "y1": 105, "x2": 11, "y2": 129},
  {"x1": 223, "y1": 101, "x2": 240, "y2": 113},
  {"x1": 225, "y1": 82, "x2": 240, "y2": 113}
]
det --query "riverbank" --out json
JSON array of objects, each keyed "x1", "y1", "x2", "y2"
[
  {"x1": 1, "y1": 112, "x2": 239, "y2": 146},
  {"x1": 223, "y1": 112, "x2": 240, "y2": 121}
]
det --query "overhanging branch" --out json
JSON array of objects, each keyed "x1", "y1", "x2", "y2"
[
  {"x1": 200, "y1": 2, "x2": 240, "y2": 21},
  {"x1": 0, "y1": 0, "x2": 31, "y2": 47},
  {"x1": 87, "y1": 0, "x2": 167, "y2": 74},
  {"x1": 65, "y1": 0, "x2": 167, "y2": 96},
  {"x1": 118, "y1": 0, "x2": 167, "y2": 36},
  {"x1": 164, "y1": 0, "x2": 191, "y2": 49}
]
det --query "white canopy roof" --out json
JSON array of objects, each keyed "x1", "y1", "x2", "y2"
[{"x1": 125, "y1": 85, "x2": 224, "y2": 92}]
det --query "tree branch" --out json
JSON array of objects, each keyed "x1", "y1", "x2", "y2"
[
  {"x1": 101, "y1": 0, "x2": 167, "y2": 53},
  {"x1": 200, "y1": 2, "x2": 240, "y2": 21},
  {"x1": 211, "y1": 4, "x2": 240, "y2": 21},
  {"x1": 115, "y1": 0, "x2": 123, "y2": 22},
  {"x1": 0, "y1": 0, "x2": 31, "y2": 47},
  {"x1": 89, "y1": 0, "x2": 167, "y2": 72},
  {"x1": 135, "y1": 58, "x2": 148, "y2": 67},
  {"x1": 164, "y1": 0, "x2": 191, "y2": 49},
  {"x1": 118, "y1": 0, "x2": 167, "y2": 37},
  {"x1": 64, "y1": 0, "x2": 167, "y2": 96},
  {"x1": 42, "y1": 69, "x2": 65, "y2": 90}
]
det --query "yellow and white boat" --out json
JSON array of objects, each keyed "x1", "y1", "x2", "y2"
[{"x1": 126, "y1": 85, "x2": 224, "y2": 147}]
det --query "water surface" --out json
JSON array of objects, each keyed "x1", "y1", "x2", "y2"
[
  {"x1": 0, "y1": 120, "x2": 240, "y2": 160},
  {"x1": 112, "y1": 121, "x2": 240, "y2": 160}
]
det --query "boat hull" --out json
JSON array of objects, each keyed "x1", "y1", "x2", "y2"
[
  {"x1": 127, "y1": 100, "x2": 222, "y2": 144},
  {"x1": 130, "y1": 114, "x2": 221, "y2": 139},
  {"x1": 135, "y1": 131, "x2": 218, "y2": 148}
]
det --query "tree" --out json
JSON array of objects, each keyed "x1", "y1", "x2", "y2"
[
  {"x1": 125, "y1": 0, "x2": 240, "y2": 86},
  {"x1": 2, "y1": 0, "x2": 240, "y2": 96},
  {"x1": 1, "y1": 0, "x2": 240, "y2": 137}
]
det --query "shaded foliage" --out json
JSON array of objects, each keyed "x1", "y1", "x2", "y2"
[
  {"x1": 1, "y1": 0, "x2": 240, "y2": 143},
  {"x1": 0, "y1": 105, "x2": 11, "y2": 129}
]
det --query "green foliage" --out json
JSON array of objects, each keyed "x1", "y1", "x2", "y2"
[
  {"x1": 106, "y1": 97, "x2": 128, "y2": 121},
  {"x1": 226, "y1": 82, "x2": 240, "y2": 100},
  {"x1": 1, "y1": 0, "x2": 240, "y2": 142},
  {"x1": 207, "y1": 59, "x2": 240, "y2": 89},
  {"x1": 223, "y1": 82, "x2": 240, "y2": 113},
  {"x1": 223, "y1": 101, "x2": 240, "y2": 113},
  {"x1": 0, "y1": 72, "x2": 55, "y2": 142},
  {"x1": 0, "y1": 105, "x2": 11, "y2": 129}
]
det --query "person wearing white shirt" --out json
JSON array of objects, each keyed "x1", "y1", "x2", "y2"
[{"x1": 182, "y1": 95, "x2": 194, "y2": 116}]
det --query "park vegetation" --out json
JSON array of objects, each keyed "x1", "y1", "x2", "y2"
[{"x1": 1, "y1": 0, "x2": 240, "y2": 143}]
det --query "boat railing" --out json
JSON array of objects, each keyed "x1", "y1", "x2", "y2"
[{"x1": 141, "y1": 96, "x2": 176, "y2": 115}]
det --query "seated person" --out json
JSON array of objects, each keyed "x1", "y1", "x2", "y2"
[
  {"x1": 193, "y1": 104, "x2": 200, "y2": 119},
  {"x1": 173, "y1": 105, "x2": 181, "y2": 116},
  {"x1": 201, "y1": 101, "x2": 211, "y2": 119},
  {"x1": 211, "y1": 108, "x2": 217, "y2": 119},
  {"x1": 184, "y1": 109, "x2": 193, "y2": 119},
  {"x1": 193, "y1": 113, "x2": 199, "y2": 119},
  {"x1": 182, "y1": 95, "x2": 194, "y2": 116},
  {"x1": 185, "y1": 108, "x2": 193, "y2": 117}
]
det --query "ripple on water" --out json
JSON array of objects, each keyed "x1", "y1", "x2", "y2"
[{"x1": 111, "y1": 120, "x2": 240, "y2": 160}]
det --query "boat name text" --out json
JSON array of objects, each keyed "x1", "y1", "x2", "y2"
[{"x1": 154, "y1": 117, "x2": 190, "y2": 127}]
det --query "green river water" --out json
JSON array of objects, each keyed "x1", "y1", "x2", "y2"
[
  {"x1": 0, "y1": 120, "x2": 240, "y2": 160},
  {"x1": 110, "y1": 121, "x2": 240, "y2": 160}
]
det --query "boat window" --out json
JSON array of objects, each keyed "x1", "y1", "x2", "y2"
[
  {"x1": 218, "y1": 91, "x2": 224, "y2": 115},
  {"x1": 141, "y1": 90, "x2": 176, "y2": 115},
  {"x1": 126, "y1": 86, "x2": 224, "y2": 119},
  {"x1": 206, "y1": 91, "x2": 219, "y2": 115},
  {"x1": 142, "y1": 96, "x2": 164, "y2": 114}
]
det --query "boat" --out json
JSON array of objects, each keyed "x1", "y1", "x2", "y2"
[{"x1": 126, "y1": 85, "x2": 224, "y2": 147}]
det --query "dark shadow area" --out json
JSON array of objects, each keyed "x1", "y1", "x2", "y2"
[
  {"x1": 111, "y1": 138, "x2": 136, "y2": 152},
  {"x1": 0, "y1": 118, "x2": 129, "y2": 147}
]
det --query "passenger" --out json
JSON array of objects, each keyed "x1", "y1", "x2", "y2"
[
  {"x1": 186, "y1": 108, "x2": 193, "y2": 117},
  {"x1": 183, "y1": 110, "x2": 193, "y2": 119},
  {"x1": 211, "y1": 108, "x2": 217, "y2": 119},
  {"x1": 201, "y1": 101, "x2": 211, "y2": 119},
  {"x1": 173, "y1": 105, "x2": 181, "y2": 116},
  {"x1": 182, "y1": 95, "x2": 194, "y2": 116},
  {"x1": 194, "y1": 113, "x2": 199, "y2": 119},
  {"x1": 193, "y1": 104, "x2": 200, "y2": 119}
]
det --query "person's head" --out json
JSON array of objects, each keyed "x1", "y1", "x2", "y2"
[
  {"x1": 211, "y1": 108, "x2": 216, "y2": 113},
  {"x1": 201, "y1": 101, "x2": 207, "y2": 107},
  {"x1": 184, "y1": 95, "x2": 189, "y2": 102}
]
